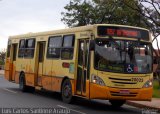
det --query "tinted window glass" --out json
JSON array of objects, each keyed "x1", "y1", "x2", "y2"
[
  {"x1": 47, "y1": 36, "x2": 62, "y2": 58},
  {"x1": 7, "y1": 45, "x2": 11, "y2": 58},
  {"x1": 49, "y1": 36, "x2": 62, "y2": 48},
  {"x1": 61, "y1": 48, "x2": 74, "y2": 60},
  {"x1": 18, "y1": 39, "x2": 25, "y2": 58},
  {"x1": 18, "y1": 38, "x2": 35, "y2": 58},
  {"x1": 24, "y1": 39, "x2": 35, "y2": 58},
  {"x1": 19, "y1": 40, "x2": 25, "y2": 48},
  {"x1": 61, "y1": 35, "x2": 75, "y2": 60},
  {"x1": 26, "y1": 39, "x2": 35, "y2": 48},
  {"x1": 63, "y1": 35, "x2": 74, "y2": 47}
]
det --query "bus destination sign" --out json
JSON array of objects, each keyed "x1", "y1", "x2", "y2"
[{"x1": 97, "y1": 26, "x2": 149, "y2": 40}]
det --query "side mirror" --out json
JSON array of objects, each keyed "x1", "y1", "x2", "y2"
[{"x1": 89, "y1": 40, "x2": 95, "y2": 51}]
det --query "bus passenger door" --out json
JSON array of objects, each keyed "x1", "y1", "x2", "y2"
[
  {"x1": 37, "y1": 42, "x2": 46, "y2": 86},
  {"x1": 11, "y1": 44, "x2": 18, "y2": 81},
  {"x1": 76, "y1": 39, "x2": 89, "y2": 97}
]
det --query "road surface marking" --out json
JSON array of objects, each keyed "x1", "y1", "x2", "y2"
[
  {"x1": 57, "y1": 105, "x2": 86, "y2": 114},
  {"x1": 3, "y1": 88, "x2": 17, "y2": 94}
]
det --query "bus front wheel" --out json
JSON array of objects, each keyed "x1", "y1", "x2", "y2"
[
  {"x1": 61, "y1": 79, "x2": 73, "y2": 103},
  {"x1": 109, "y1": 100, "x2": 126, "y2": 108}
]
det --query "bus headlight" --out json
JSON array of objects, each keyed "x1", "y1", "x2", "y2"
[
  {"x1": 142, "y1": 79, "x2": 153, "y2": 88},
  {"x1": 91, "y1": 74, "x2": 106, "y2": 86}
]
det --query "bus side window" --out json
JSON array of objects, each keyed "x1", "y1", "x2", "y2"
[
  {"x1": 47, "y1": 36, "x2": 62, "y2": 58},
  {"x1": 18, "y1": 39, "x2": 25, "y2": 58},
  {"x1": 24, "y1": 39, "x2": 35, "y2": 58},
  {"x1": 61, "y1": 35, "x2": 75, "y2": 60},
  {"x1": 7, "y1": 41, "x2": 11, "y2": 58}
]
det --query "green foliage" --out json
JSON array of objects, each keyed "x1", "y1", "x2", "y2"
[
  {"x1": 61, "y1": 0, "x2": 148, "y2": 28},
  {"x1": 61, "y1": 0, "x2": 96, "y2": 27},
  {"x1": 0, "y1": 49, "x2": 6, "y2": 65},
  {"x1": 153, "y1": 80, "x2": 160, "y2": 98},
  {"x1": 122, "y1": 0, "x2": 160, "y2": 38},
  {"x1": 0, "y1": 60, "x2": 4, "y2": 65}
]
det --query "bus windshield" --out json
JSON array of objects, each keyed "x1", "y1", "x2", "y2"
[{"x1": 95, "y1": 39, "x2": 152, "y2": 73}]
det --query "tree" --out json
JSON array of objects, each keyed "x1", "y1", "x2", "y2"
[
  {"x1": 122, "y1": 0, "x2": 160, "y2": 49},
  {"x1": 93, "y1": 0, "x2": 149, "y2": 27},
  {"x1": 122, "y1": 0, "x2": 160, "y2": 85},
  {"x1": 61, "y1": 0, "x2": 148, "y2": 28},
  {"x1": 0, "y1": 49, "x2": 6, "y2": 65},
  {"x1": 61, "y1": 0, "x2": 94, "y2": 27}
]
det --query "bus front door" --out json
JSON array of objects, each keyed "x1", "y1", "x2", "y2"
[
  {"x1": 37, "y1": 42, "x2": 46, "y2": 86},
  {"x1": 11, "y1": 44, "x2": 17, "y2": 81},
  {"x1": 76, "y1": 39, "x2": 89, "y2": 97}
]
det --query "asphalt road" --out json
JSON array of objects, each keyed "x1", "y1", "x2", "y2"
[{"x1": 0, "y1": 75, "x2": 143, "y2": 114}]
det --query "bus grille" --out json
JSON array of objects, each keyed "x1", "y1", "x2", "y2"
[
  {"x1": 110, "y1": 91, "x2": 137, "y2": 97},
  {"x1": 109, "y1": 77, "x2": 137, "y2": 84}
]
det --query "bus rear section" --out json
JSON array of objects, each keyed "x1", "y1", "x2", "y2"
[{"x1": 5, "y1": 40, "x2": 18, "y2": 82}]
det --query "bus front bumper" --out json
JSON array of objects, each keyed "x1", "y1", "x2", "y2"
[{"x1": 90, "y1": 83, "x2": 152, "y2": 101}]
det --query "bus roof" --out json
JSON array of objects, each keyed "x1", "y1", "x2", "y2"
[{"x1": 9, "y1": 24, "x2": 149, "y2": 39}]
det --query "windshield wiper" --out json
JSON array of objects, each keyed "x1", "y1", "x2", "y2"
[
  {"x1": 108, "y1": 36, "x2": 121, "y2": 49},
  {"x1": 108, "y1": 36, "x2": 125, "y2": 62}
]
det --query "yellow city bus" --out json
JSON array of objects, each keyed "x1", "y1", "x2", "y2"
[{"x1": 5, "y1": 24, "x2": 153, "y2": 107}]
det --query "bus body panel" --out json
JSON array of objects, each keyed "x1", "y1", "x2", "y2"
[
  {"x1": 11, "y1": 61, "x2": 16, "y2": 81},
  {"x1": 15, "y1": 71, "x2": 20, "y2": 84},
  {"x1": 4, "y1": 58, "x2": 12, "y2": 81},
  {"x1": 90, "y1": 82, "x2": 152, "y2": 101}
]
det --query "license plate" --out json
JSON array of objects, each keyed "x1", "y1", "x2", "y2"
[{"x1": 119, "y1": 90, "x2": 130, "y2": 94}]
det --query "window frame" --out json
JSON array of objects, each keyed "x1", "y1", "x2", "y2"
[
  {"x1": 24, "y1": 38, "x2": 36, "y2": 58},
  {"x1": 6, "y1": 40, "x2": 11, "y2": 58},
  {"x1": 18, "y1": 39, "x2": 26, "y2": 58},
  {"x1": 61, "y1": 34, "x2": 75, "y2": 60},
  {"x1": 47, "y1": 36, "x2": 62, "y2": 59},
  {"x1": 18, "y1": 38, "x2": 36, "y2": 58},
  {"x1": 62, "y1": 34, "x2": 75, "y2": 47}
]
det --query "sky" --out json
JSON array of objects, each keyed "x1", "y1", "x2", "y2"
[
  {"x1": 0, "y1": 0, "x2": 69, "y2": 50},
  {"x1": 0, "y1": 0, "x2": 159, "y2": 51}
]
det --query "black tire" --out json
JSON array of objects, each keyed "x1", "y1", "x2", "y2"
[
  {"x1": 28, "y1": 86, "x2": 35, "y2": 93},
  {"x1": 109, "y1": 100, "x2": 126, "y2": 108},
  {"x1": 19, "y1": 73, "x2": 35, "y2": 93},
  {"x1": 19, "y1": 73, "x2": 27, "y2": 92},
  {"x1": 61, "y1": 79, "x2": 73, "y2": 103}
]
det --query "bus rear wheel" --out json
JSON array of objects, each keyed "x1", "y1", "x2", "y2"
[
  {"x1": 61, "y1": 79, "x2": 72, "y2": 103},
  {"x1": 19, "y1": 73, "x2": 27, "y2": 92},
  {"x1": 19, "y1": 73, "x2": 35, "y2": 93},
  {"x1": 109, "y1": 100, "x2": 126, "y2": 108}
]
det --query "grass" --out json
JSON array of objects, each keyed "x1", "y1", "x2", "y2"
[{"x1": 153, "y1": 80, "x2": 160, "y2": 98}]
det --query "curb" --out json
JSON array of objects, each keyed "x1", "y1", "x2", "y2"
[{"x1": 126, "y1": 101, "x2": 160, "y2": 113}]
